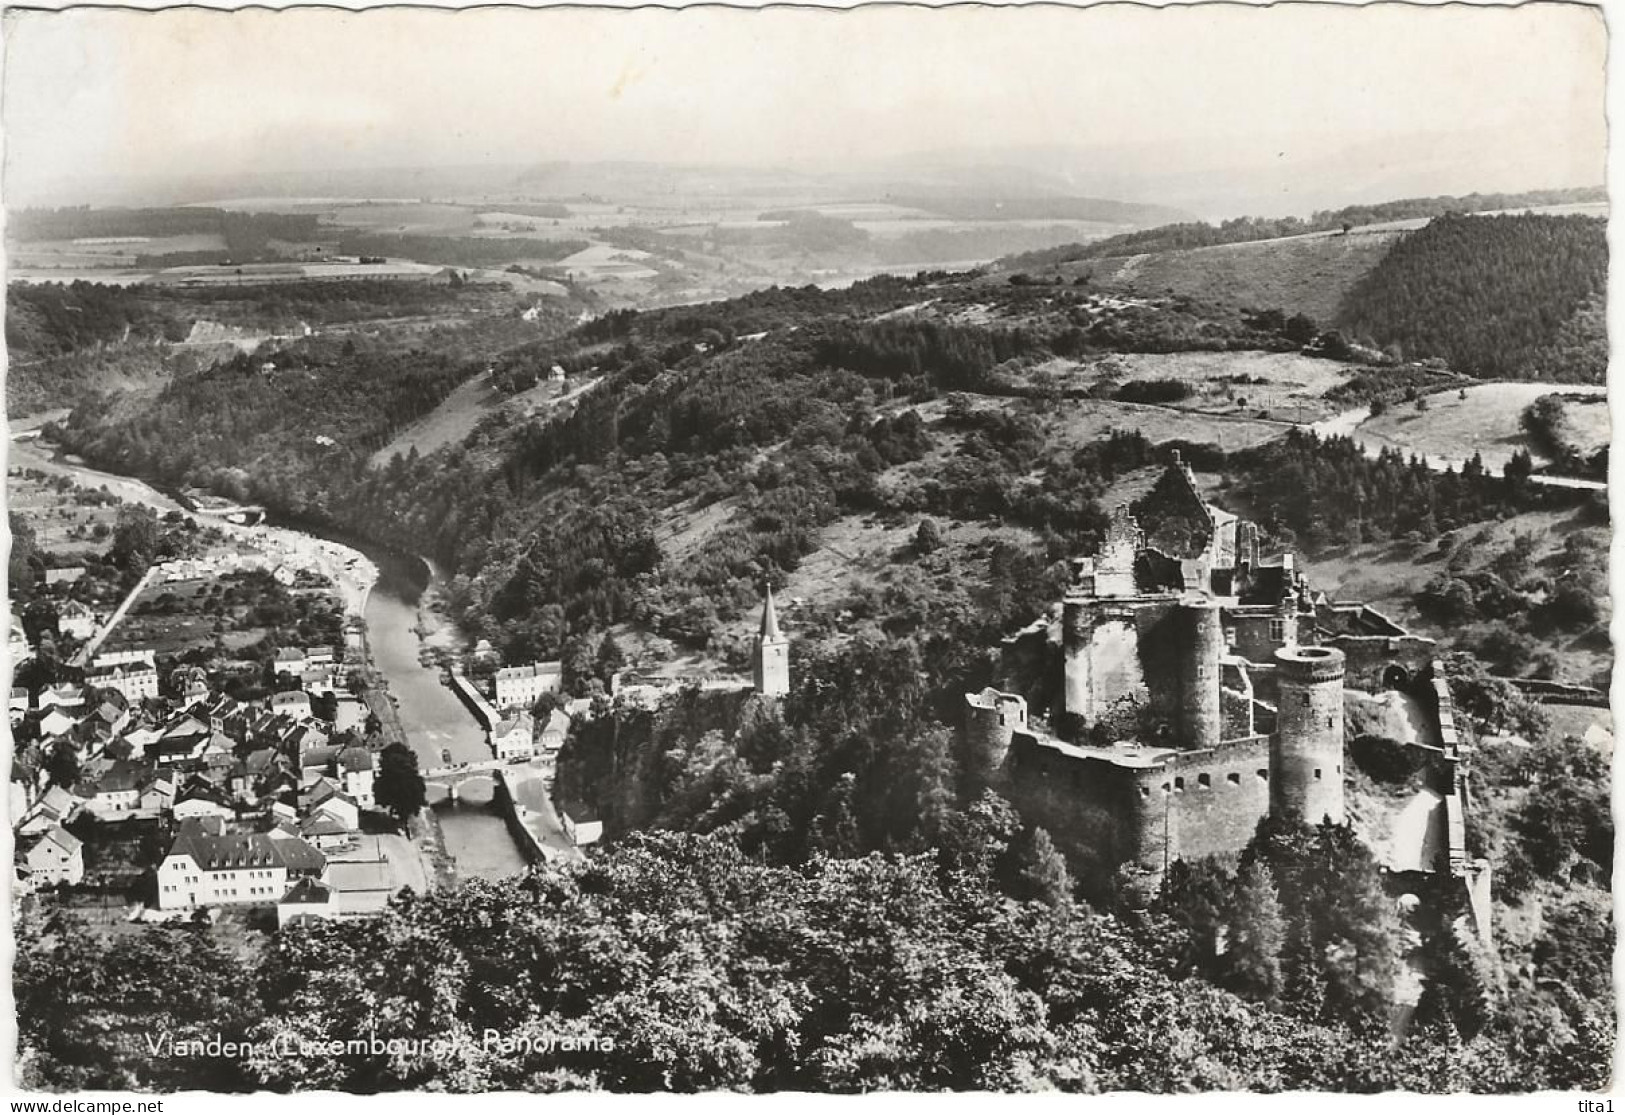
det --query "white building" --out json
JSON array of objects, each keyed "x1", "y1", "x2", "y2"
[
  {"x1": 276, "y1": 852, "x2": 395, "y2": 926},
  {"x1": 492, "y1": 712, "x2": 535, "y2": 761},
  {"x1": 78, "y1": 760, "x2": 145, "y2": 822},
  {"x1": 157, "y1": 817, "x2": 325, "y2": 911},
  {"x1": 93, "y1": 649, "x2": 156, "y2": 670},
  {"x1": 492, "y1": 662, "x2": 563, "y2": 711},
  {"x1": 271, "y1": 689, "x2": 313, "y2": 720},
  {"x1": 539, "y1": 708, "x2": 572, "y2": 752},
  {"x1": 86, "y1": 662, "x2": 159, "y2": 703},
  {"x1": 19, "y1": 826, "x2": 84, "y2": 889},
  {"x1": 173, "y1": 784, "x2": 235, "y2": 823},
  {"x1": 334, "y1": 747, "x2": 375, "y2": 808},
  {"x1": 560, "y1": 801, "x2": 603, "y2": 846},
  {"x1": 38, "y1": 683, "x2": 84, "y2": 713},
  {"x1": 57, "y1": 601, "x2": 98, "y2": 641}
]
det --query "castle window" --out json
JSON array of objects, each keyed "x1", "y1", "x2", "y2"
[
  {"x1": 1197, "y1": 773, "x2": 1211, "y2": 789},
  {"x1": 1270, "y1": 619, "x2": 1286, "y2": 641},
  {"x1": 1140, "y1": 785, "x2": 1150, "y2": 798},
  {"x1": 1161, "y1": 782, "x2": 1171, "y2": 794},
  {"x1": 1301, "y1": 694, "x2": 1312, "y2": 708},
  {"x1": 1228, "y1": 772, "x2": 1241, "y2": 786},
  {"x1": 1314, "y1": 768, "x2": 1323, "y2": 780},
  {"x1": 1257, "y1": 769, "x2": 1269, "y2": 781},
  {"x1": 1174, "y1": 777, "x2": 1185, "y2": 792}
]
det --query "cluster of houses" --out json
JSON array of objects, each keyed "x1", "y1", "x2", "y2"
[
  {"x1": 12, "y1": 641, "x2": 401, "y2": 923},
  {"x1": 479, "y1": 660, "x2": 575, "y2": 763}
]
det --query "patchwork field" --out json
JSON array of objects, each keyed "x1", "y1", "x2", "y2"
[
  {"x1": 316, "y1": 202, "x2": 477, "y2": 235},
  {"x1": 8, "y1": 233, "x2": 229, "y2": 268}
]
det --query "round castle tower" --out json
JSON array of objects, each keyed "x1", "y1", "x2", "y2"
[
  {"x1": 1271, "y1": 645, "x2": 1345, "y2": 825},
  {"x1": 1177, "y1": 596, "x2": 1223, "y2": 751},
  {"x1": 962, "y1": 688, "x2": 1028, "y2": 785}
]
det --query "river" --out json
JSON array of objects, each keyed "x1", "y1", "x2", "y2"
[
  {"x1": 359, "y1": 551, "x2": 530, "y2": 880},
  {"x1": 8, "y1": 424, "x2": 531, "y2": 880}
]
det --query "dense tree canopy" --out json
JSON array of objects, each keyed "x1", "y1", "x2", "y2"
[{"x1": 1337, "y1": 214, "x2": 1606, "y2": 381}]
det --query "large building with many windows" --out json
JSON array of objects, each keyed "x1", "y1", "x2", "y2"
[
  {"x1": 156, "y1": 817, "x2": 325, "y2": 910},
  {"x1": 493, "y1": 661, "x2": 563, "y2": 711}
]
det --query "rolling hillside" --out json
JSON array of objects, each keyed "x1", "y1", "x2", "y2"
[{"x1": 1050, "y1": 228, "x2": 1406, "y2": 324}]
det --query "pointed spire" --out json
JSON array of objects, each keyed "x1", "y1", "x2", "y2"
[{"x1": 759, "y1": 584, "x2": 782, "y2": 640}]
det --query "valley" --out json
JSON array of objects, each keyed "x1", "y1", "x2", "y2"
[{"x1": 9, "y1": 184, "x2": 1612, "y2": 1097}]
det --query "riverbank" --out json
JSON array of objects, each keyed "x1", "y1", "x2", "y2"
[
  {"x1": 8, "y1": 428, "x2": 380, "y2": 614},
  {"x1": 411, "y1": 557, "x2": 463, "y2": 654}
]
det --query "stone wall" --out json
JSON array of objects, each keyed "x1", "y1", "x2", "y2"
[
  {"x1": 1322, "y1": 634, "x2": 1437, "y2": 692},
  {"x1": 1162, "y1": 736, "x2": 1273, "y2": 863},
  {"x1": 1006, "y1": 731, "x2": 1273, "y2": 894},
  {"x1": 1006, "y1": 735, "x2": 1140, "y2": 892}
]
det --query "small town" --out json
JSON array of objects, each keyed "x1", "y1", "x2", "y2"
[
  {"x1": 8, "y1": 462, "x2": 800, "y2": 933},
  {"x1": 8, "y1": 513, "x2": 584, "y2": 931}
]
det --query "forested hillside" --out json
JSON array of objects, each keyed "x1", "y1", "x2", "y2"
[
  {"x1": 54, "y1": 269, "x2": 1598, "y2": 666},
  {"x1": 1000, "y1": 186, "x2": 1605, "y2": 270},
  {"x1": 6, "y1": 279, "x2": 543, "y2": 413},
  {"x1": 1336, "y1": 214, "x2": 1607, "y2": 380},
  {"x1": 16, "y1": 815, "x2": 1610, "y2": 1093}
]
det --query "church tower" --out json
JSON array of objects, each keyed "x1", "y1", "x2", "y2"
[{"x1": 753, "y1": 585, "x2": 790, "y2": 697}]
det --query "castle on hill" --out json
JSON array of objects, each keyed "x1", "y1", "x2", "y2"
[{"x1": 964, "y1": 452, "x2": 1491, "y2": 930}]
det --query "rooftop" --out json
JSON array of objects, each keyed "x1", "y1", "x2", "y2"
[
  {"x1": 168, "y1": 817, "x2": 324, "y2": 873},
  {"x1": 496, "y1": 661, "x2": 563, "y2": 681}
]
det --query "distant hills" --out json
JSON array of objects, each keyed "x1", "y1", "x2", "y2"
[
  {"x1": 997, "y1": 185, "x2": 1607, "y2": 269},
  {"x1": 28, "y1": 158, "x2": 1192, "y2": 223}
]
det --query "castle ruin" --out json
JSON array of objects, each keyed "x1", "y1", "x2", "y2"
[{"x1": 964, "y1": 452, "x2": 1489, "y2": 923}]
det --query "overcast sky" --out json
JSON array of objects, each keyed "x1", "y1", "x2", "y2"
[{"x1": 2, "y1": 3, "x2": 1606, "y2": 213}]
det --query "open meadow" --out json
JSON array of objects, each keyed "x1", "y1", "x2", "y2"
[
  {"x1": 1062, "y1": 226, "x2": 1408, "y2": 323},
  {"x1": 1355, "y1": 382, "x2": 1609, "y2": 471}
]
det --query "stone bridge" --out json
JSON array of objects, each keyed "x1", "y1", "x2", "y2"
[{"x1": 423, "y1": 759, "x2": 505, "y2": 801}]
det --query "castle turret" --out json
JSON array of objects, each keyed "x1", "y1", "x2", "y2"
[
  {"x1": 1176, "y1": 596, "x2": 1223, "y2": 750},
  {"x1": 752, "y1": 586, "x2": 790, "y2": 697},
  {"x1": 1271, "y1": 646, "x2": 1345, "y2": 825},
  {"x1": 961, "y1": 688, "x2": 1027, "y2": 785}
]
